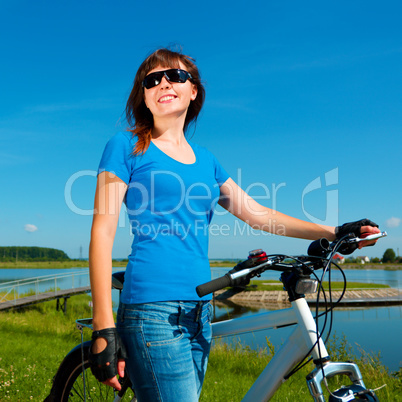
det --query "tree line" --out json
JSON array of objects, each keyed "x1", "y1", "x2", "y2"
[
  {"x1": 0, "y1": 247, "x2": 70, "y2": 261},
  {"x1": 342, "y1": 248, "x2": 401, "y2": 264}
]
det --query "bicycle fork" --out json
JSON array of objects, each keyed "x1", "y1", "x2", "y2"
[{"x1": 306, "y1": 361, "x2": 366, "y2": 402}]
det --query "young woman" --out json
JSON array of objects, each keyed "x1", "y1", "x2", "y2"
[{"x1": 88, "y1": 48, "x2": 380, "y2": 401}]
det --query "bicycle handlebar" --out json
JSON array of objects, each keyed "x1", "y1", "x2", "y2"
[
  {"x1": 308, "y1": 231, "x2": 387, "y2": 257},
  {"x1": 196, "y1": 274, "x2": 232, "y2": 297},
  {"x1": 196, "y1": 256, "x2": 284, "y2": 297},
  {"x1": 196, "y1": 231, "x2": 387, "y2": 297}
]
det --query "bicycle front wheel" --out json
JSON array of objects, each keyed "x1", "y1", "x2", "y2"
[
  {"x1": 46, "y1": 343, "x2": 135, "y2": 401},
  {"x1": 329, "y1": 384, "x2": 379, "y2": 401}
]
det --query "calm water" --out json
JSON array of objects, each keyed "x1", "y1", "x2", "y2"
[
  {"x1": 1, "y1": 267, "x2": 401, "y2": 371},
  {"x1": 211, "y1": 302, "x2": 402, "y2": 372},
  {"x1": 0, "y1": 268, "x2": 90, "y2": 285}
]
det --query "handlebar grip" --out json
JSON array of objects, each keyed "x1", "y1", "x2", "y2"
[
  {"x1": 196, "y1": 274, "x2": 232, "y2": 297},
  {"x1": 308, "y1": 238, "x2": 330, "y2": 257}
]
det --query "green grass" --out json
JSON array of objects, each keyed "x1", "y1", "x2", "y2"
[
  {"x1": 0, "y1": 295, "x2": 93, "y2": 401},
  {"x1": 0, "y1": 288, "x2": 37, "y2": 302},
  {"x1": 0, "y1": 287, "x2": 62, "y2": 302},
  {"x1": 201, "y1": 337, "x2": 402, "y2": 401},
  {"x1": 1, "y1": 296, "x2": 400, "y2": 401}
]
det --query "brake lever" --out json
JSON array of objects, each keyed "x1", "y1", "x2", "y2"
[
  {"x1": 346, "y1": 231, "x2": 387, "y2": 243},
  {"x1": 229, "y1": 256, "x2": 283, "y2": 281}
]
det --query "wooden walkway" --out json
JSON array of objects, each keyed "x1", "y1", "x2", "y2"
[
  {"x1": 0, "y1": 286, "x2": 90, "y2": 312},
  {"x1": 215, "y1": 288, "x2": 402, "y2": 308}
]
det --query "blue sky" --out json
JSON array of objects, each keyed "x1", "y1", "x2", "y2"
[{"x1": 1, "y1": 0, "x2": 401, "y2": 260}]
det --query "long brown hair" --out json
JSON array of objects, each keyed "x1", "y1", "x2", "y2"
[{"x1": 125, "y1": 48, "x2": 206, "y2": 155}]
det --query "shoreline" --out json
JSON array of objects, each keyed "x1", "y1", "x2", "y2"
[
  {"x1": 214, "y1": 288, "x2": 402, "y2": 307},
  {"x1": 0, "y1": 261, "x2": 401, "y2": 270}
]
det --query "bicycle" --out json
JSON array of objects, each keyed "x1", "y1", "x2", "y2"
[{"x1": 45, "y1": 231, "x2": 387, "y2": 401}]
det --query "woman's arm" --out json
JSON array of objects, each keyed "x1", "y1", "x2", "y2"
[
  {"x1": 89, "y1": 171, "x2": 128, "y2": 389},
  {"x1": 218, "y1": 178, "x2": 379, "y2": 245}
]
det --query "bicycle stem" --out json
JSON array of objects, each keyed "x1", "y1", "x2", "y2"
[{"x1": 292, "y1": 298, "x2": 328, "y2": 362}]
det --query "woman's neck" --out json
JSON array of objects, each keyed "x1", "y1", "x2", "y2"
[
  {"x1": 152, "y1": 121, "x2": 186, "y2": 145},
  {"x1": 151, "y1": 110, "x2": 187, "y2": 141}
]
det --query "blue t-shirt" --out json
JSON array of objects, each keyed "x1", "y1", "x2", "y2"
[{"x1": 98, "y1": 131, "x2": 230, "y2": 303}]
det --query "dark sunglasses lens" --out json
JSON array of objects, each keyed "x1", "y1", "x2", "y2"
[
  {"x1": 165, "y1": 69, "x2": 187, "y2": 83},
  {"x1": 143, "y1": 72, "x2": 163, "y2": 89}
]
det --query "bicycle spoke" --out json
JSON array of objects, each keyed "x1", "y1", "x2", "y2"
[{"x1": 63, "y1": 367, "x2": 116, "y2": 401}]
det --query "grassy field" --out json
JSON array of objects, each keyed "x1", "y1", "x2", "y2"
[
  {"x1": 0, "y1": 295, "x2": 93, "y2": 401},
  {"x1": 1, "y1": 295, "x2": 401, "y2": 401},
  {"x1": 202, "y1": 338, "x2": 402, "y2": 401}
]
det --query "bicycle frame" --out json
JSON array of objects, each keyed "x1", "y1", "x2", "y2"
[
  {"x1": 50, "y1": 232, "x2": 387, "y2": 401},
  {"x1": 211, "y1": 297, "x2": 366, "y2": 402}
]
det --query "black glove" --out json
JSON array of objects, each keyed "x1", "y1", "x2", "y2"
[
  {"x1": 228, "y1": 259, "x2": 252, "y2": 288},
  {"x1": 88, "y1": 327, "x2": 127, "y2": 382},
  {"x1": 335, "y1": 218, "x2": 379, "y2": 255}
]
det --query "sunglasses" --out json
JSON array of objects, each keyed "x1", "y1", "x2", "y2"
[{"x1": 142, "y1": 69, "x2": 193, "y2": 89}]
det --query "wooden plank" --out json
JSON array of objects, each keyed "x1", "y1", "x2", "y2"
[{"x1": 0, "y1": 286, "x2": 90, "y2": 311}]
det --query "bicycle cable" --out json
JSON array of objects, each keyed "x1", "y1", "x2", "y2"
[
  {"x1": 283, "y1": 256, "x2": 330, "y2": 379},
  {"x1": 317, "y1": 235, "x2": 352, "y2": 399},
  {"x1": 231, "y1": 243, "x2": 349, "y2": 381},
  {"x1": 284, "y1": 237, "x2": 350, "y2": 380}
]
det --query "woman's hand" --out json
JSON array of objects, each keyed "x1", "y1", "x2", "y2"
[
  {"x1": 102, "y1": 360, "x2": 126, "y2": 390},
  {"x1": 357, "y1": 226, "x2": 381, "y2": 249},
  {"x1": 92, "y1": 337, "x2": 126, "y2": 390},
  {"x1": 88, "y1": 328, "x2": 127, "y2": 390},
  {"x1": 336, "y1": 218, "x2": 381, "y2": 249}
]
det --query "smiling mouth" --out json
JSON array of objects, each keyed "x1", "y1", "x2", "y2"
[{"x1": 159, "y1": 95, "x2": 177, "y2": 102}]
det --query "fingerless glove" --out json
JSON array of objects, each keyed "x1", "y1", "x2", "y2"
[
  {"x1": 335, "y1": 218, "x2": 378, "y2": 255},
  {"x1": 88, "y1": 327, "x2": 127, "y2": 382}
]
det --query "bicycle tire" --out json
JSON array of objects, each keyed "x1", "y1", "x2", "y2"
[{"x1": 45, "y1": 342, "x2": 135, "y2": 401}]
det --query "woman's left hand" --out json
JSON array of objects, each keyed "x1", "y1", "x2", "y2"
[
  {"x1": 357, "y1": 225, "x2": 382, "y2": 249},
  {"x1": 336, "y1": 218, "x2": 381, "y2": 249}
]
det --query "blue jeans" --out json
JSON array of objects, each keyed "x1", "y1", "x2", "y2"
[{"x1": 116, "y1": 301, "x2": 212, "y2": 402}]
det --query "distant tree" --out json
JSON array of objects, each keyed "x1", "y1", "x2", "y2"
[
  {"x1": 345, "y1": 257, "x2": 356, "y2": 263},
  {"x1": 0, "y1": 246, "x2": 70, "y2": 261},
  {"x1": 382, "y1": 248, "x2": 396, "y2": 263}
]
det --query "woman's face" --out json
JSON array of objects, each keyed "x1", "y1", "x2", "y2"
[{"x1": 143, "y1": 61, "x2": 197, "y2": 123}]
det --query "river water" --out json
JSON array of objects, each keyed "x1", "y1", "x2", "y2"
[{"x1": 1, "y1": 267, "x2": 401, "y2": 372}]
